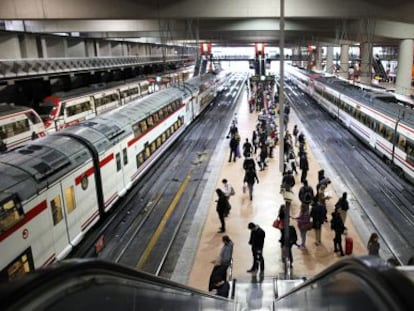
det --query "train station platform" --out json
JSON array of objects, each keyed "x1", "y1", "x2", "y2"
[{"x1": 171, "y1": 88, "x2": 366, "y2": 291}]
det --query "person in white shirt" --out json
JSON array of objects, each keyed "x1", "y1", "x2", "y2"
[{"x1": 222, "y1": 179, "x2": 235, "y2": 200}]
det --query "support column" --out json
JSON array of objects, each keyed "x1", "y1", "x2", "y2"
[
  {"x1": 314, "y1": 45, "x2": 322, "y2": 71},
  {"x1": 339, "y1": 44, "x2": 349, "y2": 79},
  {"x1": 326, "y1": 46, "x2": 334, "y2": 74},
  {"x1": 360, "y1": 42, "x2": 372, "y2": 84},
  {"x1": 396, "y1": 39, "x2": 413, "y2": 96}
]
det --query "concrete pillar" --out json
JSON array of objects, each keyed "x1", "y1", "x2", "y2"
[
  {"x1": 340, "y1": 44, "x2": 349, "y2": 79},
  {"x1": 85, "y1": 40, "x2": 95, "y2": 57},
  {"x1": 360, "y1": 41, "x2": 372, "y2": 84},
  {"x1": 314, "y1": 45, "x2": 322, "y2": 71},
  {"x1": 326, "y1": 46, "x2": 334, "y2": 74},
  {"x1": 396, "y1": 39, "x2": 413, "y2": 96},
  {"x1": 95, "y1": 41, "x2": 100, "y2": 57},
  {"x1": 41, "y1": 37, "x2": 48, "y2": 58}
]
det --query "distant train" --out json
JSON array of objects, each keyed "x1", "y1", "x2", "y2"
[
  {"x1": 287, "y1": 65, "x2": 414, "y2": 182},
  {"x1": 0, "y1": 104, "x2": 46, "y2": 152},
  {"x1": 38, "y1": 68, "x2": 193, "y2": 132},
  {"x1": 0, "y1": 72, "x2": 218, "y2": 281}
]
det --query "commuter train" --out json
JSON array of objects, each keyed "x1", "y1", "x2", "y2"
[
  {"x1": 0, "y1": 104, "x2": 46, "y2": 152},
  {"x1": 287, "y1": 65, "x2": 414, "y2": 182},
  {"x1": 38, "y1": 68, "x2": 193, "y2": 132},
  {"x1": 0, "y1": 72, "x2": 218, "y2": 281}
]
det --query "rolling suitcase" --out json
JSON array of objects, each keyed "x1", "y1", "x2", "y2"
[{"x1": 345, "y1": 236, "x2": 353, "y2": 255}]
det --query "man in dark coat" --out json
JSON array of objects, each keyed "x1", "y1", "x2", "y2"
[
  {"x1": 247, "y1": 222, "x2": 265, "y2": 274},
  {"x1": 331, "y1": 210, "x2": 346, "y2": 256}
]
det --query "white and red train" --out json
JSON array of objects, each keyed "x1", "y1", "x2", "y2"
[
  {"x1": 287, "y1": 65, "x2": 414, "y2": 182},
  {"x1": 0, "y1": 69, "x2": 193, "y2": 152},
  {"x1": 0, "y1": 72, "x2": 218, "y2": 281},
  {"x1": 0, "y1": 104, "x2": 46, "y2": 152}
]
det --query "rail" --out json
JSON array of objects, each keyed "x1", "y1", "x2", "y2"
[
  {"x1": 276, "y1": 256, "x2": 414, "y2": 311},
  {"x1": 0, "y1": 259, "x2": 239, "y2": 311}
]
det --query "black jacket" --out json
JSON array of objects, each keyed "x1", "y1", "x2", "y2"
[{"x1": 249, "y1": 226, "x2": 265, "y2": 250}]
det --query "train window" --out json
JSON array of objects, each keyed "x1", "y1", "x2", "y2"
[
  {"x1": 132, "y1": 123, "x2": 141, "y2": 137},
  {"x1": 139, "y1": 120, "x2": 147, "y2": 133},
  {"x1": 158, "y1": 110, "x2": 164, "y2": 120},
  {"x1": 50, "y1": 195, "x2": 63, "y2": 226},
  {"x1": 161, "y1": 133, "x2": 166, "y2": 143},
  {"x1": 173, "y1": 122, "x2": 178, "y2": 131},
  {"x1": 153, "y1": 113, "x2": 159, "y2": 123},
  {"x1": 13, "y1": 119, "x2": 30, "y2": 135},
  {"x1": 0, "y1": 126, "x2": 6, "y2": 139},
  {"x1": 116, "y1": 153, "x2": 121, "y2": 172},
  {"x1": 1, "y1": 249, "x2": 34, "y2": 282},
  {"x1": 136, "y1": 152, "x2": 144, "y2": 168},
  {"x1": 0, "y1": 197, "x2": 24, "y2": 233},
  {"x1": 144, "y1": 146, "x2": 151, "y2": 159},
  {"x1": 26, "y1": 111, "x2": 41, "y2": 124},
  {"x1": 167, "y1": 104, "x2": 173, "y2": 114},
  {"x1": 65, "y1": 186, "x2": 76, "y2": 214},
  {"x1": 141, "y1": 83, "x2": 149, "y2": 93},
  {"x1": 386, "y1": 128, "x2": 394, "y2": 143},
  {"x1": 95, "y1": 98, "x2": 103, "y2": 108},
  {"x1": 156, "y1": 136, "x2": 162, "y2": 148},
  {"x1": 147, "y1": 116, "x2": 154, "y2": 128},
  {"x1": 166, "y1": 128, "x2": 171, "y2": 138},
  {"x1": 123, "y1": 148, "x2": 128, "y2": 165},
  {"x1": 397, "y1": 135, "x2": 407, "y2": 151},
  {"x1": 150, "y1": 141, "x2": 156, "y2": 153},
  {"x1": 406, "y1": 139, "x2": 414, "y2": 158}
]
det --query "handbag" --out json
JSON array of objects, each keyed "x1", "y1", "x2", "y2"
[
  {"x1": 302, "y1": 222, "x2": 313, "y2": 231},
  {"x1": 283, "y1": 190, "x2": 294, "y2": 202},
  {"x1": 273, "y1": 218, "x2": 283, "y2": 229}
]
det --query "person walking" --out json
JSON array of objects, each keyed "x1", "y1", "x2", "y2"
[
  {"x1": 310, "y1": 200, "x2": 327, "y2": 246},
  {"x1": 335, "y1": 192, "x2": 349, "y2": 223},
  {"x1": 247, "y1": 222, "x2": 265, "y2": 275},
  {"x1": 299, "y1": 151, "x2": 309, "y2": 183},
  {"x1": 228, "y1": 135, "x2": 238, "y2": 162},
  {"x1": 244, "y1": 168, "x2": 259, "y2": 200},
  {"x1": 331, "y1": 210, "x2": 346, "y2": 256},
  {"x1": 367, "y1": 233, "x2": 380, "y2": 256},
  {"x1": 243, "y1": 138, "x2": 253, "y2": 158},
  {"x1": 215, "y1": 189, "x2": 229, "y2": 233},
  {"x1": 293, "y1": 125, "x2": 299, "y2": 146}
]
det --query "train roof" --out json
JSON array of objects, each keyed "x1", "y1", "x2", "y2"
[
  {"x1": 316, "y1": 76, "x2": 414, "y2": 128},
  {"x1": 0, "y1": 136, "x2": 91, "y2": 201},
  {"x1": 0, "y1": 104, "x2": 31, "y2": 117}
]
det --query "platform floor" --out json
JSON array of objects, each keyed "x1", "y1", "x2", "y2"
[{"x1": 173, "y1": 90, "x2": 366, "y2": 291}]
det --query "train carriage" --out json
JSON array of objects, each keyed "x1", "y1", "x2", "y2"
[
  {"x1": 0, "y1": 72, "x2": 219, "y2": 281},
  {"x1": 287, "y1": 65, "x2": 414, "y2": 183}
]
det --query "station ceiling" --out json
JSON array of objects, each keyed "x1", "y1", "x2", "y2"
[{"x1": 1, "y1": 0, "x2": 414, "y2": 47}]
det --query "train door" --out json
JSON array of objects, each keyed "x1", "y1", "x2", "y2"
[
  {"x1": 45, "y1": 183, "x2": 72, "y2": 260},
  {"x1": 100, "y1": 148, "x2": 125, "y2": 211},
  {"x1": 369, "y1": 120, "x2": 377, "y2": 148}
]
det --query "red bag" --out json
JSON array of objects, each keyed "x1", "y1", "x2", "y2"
[
  {"x1": 345, "y1": 236, "x2": 353, "y2": 255},
  {"x1": 273, "y1": 218, "x2": 283, "y2": 229}
]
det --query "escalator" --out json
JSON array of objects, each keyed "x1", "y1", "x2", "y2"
[
  {"x1": 0, "y1": 257, "x2": 413, "y2": 310},
  {"x1": 373, "y1": 57, "x2": 389, "y2": 82}
]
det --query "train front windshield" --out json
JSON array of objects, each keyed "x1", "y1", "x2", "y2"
[{"x1": 37, "y1": 100, "x2": 58, "y2": 122}]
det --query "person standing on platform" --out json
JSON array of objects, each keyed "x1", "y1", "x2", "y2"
[
  {"x1": 299, "y1": 151, "x2": 309, "y2": 184},
  {"x1": 247, "y1": 222, "x2": 265, "y2": 274},
  {"x1": 208, "y1": 235, "x2": 233, "y2": 292},
  {"x1": 295, "y1": 204, "x2": 312, "y2": 249},
  {"x1": 252, "y1": 130, "x2": 259, "y2": 154},
  {"x1": 222, "y1": 179, "x2": 235, "y2": 201},
  {"x1": 244, "y1": 168, "x2": 259, "y2": 201},
  {"x1": 280, "y1": 225, "x2": 298, "y2": 267},
  {"x1": 330, "y1": 210, "x2": 346, "y2": 256},
  {"x1": 298, "y1": 180, "x2": 314, "y2": 208},
  {"x1": 228, "y1": 135, "x2": 238, "y2": 162},
  {"x1": 243, "y1": 155, "x2": 257, "y2": 173},
  {"x1": 258, "y1": 145, "x2": 268, "y2": 171},
  {"x1": 367, "y1": 233, "x2": 380, "y2": 256},
  {"x1": 293, "y1": 125, "x2": 299, "y2": 146},
  {"x1": 243, "y1": 138, "x2": 253, "y2": 158},
  {"x1": 215, "y1": 189, "x2": 229, "y2": 233},
  {"x1": 310, "y1": 200, "x2": 327, "y2": 246},
  {"x1": 335, "y1": 192, "x2": 349, "y2": 223}
]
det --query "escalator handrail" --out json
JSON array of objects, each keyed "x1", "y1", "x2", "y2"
[
  {"x1": 0, "y1": 259, "x2": 232, "y2": 309},
  {"x1": 276, "y1": 256, "x2": 414, "y2": 311}
]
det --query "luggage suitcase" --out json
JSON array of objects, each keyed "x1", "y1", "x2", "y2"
[{"x1": 345, "y1": 236, "x2": 353, "y2": 255}]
